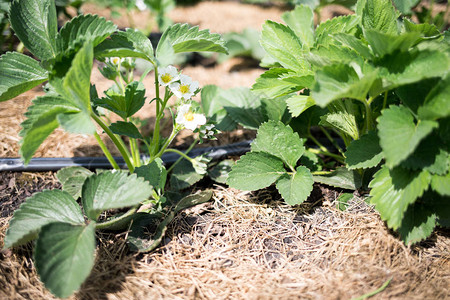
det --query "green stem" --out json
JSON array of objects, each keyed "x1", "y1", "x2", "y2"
[
  {"x1": 308, "y1": 133, "x2": 329, "y2": 153},
  {"x1": 154, "y1": 128, "x2": 179, "y2": 159},
  {"x1": 150, "y1": 67, "x2": 161, "y2": 157},
  {"x1": 309, "y1": 148, "x2": 345, "y2": 164},
  {"x1": 91, "y1": 113, "x2": 135, "y2": 172},
  {"x1": 311, "y1": 170, "x2": 333, "y2": 176},
  {"x1": 320, "y1": 127, "x2": 345, "y2": 155},
  {"x1": 167, "y1": 140, "x2": 199, "y2": 173},
  {"x1": 95, "y1": 206, "x2": 139, "y2": 230},
  {"x1": 351, "y1": 277, "x2": 392, "y2": 300},
  {"x1": 164, "y1": 148, "x2": 193, "y2": 162},
  {"x1": 94, "y1": 132, "x2": 120, "y2": 170},
  {"x1": 382, "y1": 91, "x2": 388, "y2": 111}
]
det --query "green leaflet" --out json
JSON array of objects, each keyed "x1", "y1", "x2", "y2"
[
  {"x1": 345, "y1": 131, "x2": 383, "y2": 170},
  {"x1": 377, "y1": 105, "x2": 438, "y2": 168},
  {"x1": 56, "y1": 167, "x2": 94, "y2": 199},
  {"x1": 251, "y1": 120, "x2": 305, "y2": 170},
  {"x1": 95, "y1": 81, "x2": 146, "y2": 119},
  {"x1": 369, "y1": 166, "x2": 431, "y2": 230},
  {"x1": 260, "y1": 20, "x2": 310, "y2": 74},
  {"x1": 9, "y1": 0, "x2": 57, "y2": 60},
  {"x1": 311, "y1": 63, "x2": 378, "y2": 107},
  {"x1": 364, "y1": 30, "x2": 421, "y2": 57},
  {"x1": 109, "y1": 121, "x2": 144, "y2": 139},
  {"x1": 95, "y1": 28, "x2": 155, "y2": 63},
  {"x1": 276, "y1": 166, "x2": 314, "y2": 205},
  {"x1": 4, "y1": 190, "x2": 84, "y2": 248},
  {"x1": 431, "y1": 173, "x2": 450, "y2": 196},
  {"x1": 392, "y1": 0, "x2": 420, "y2": 15},
  {"x1": 51, "y1": 43, "x2": 94, "y2": 112},
  {"x1": 227, "y1": 152, "x2": 285, "y2": 191},
  {"x1": 81, "y1": 171, "x2": 153, "y2": 221},
  {"x1": 313, "y1": 167, "x2": 362, "y2": 190},
  {"x1": 315, "y1": 15, "x2": 359, "y2": 47},
  {"x1": 156, "y1": 23, "x2": 227, "y2": 66},
  {"x1": 34, "y1": 222, "x2": 96, "y2": 298},
  {"x1": 208, "y1": 160, "x2": 234, "y2": 184},
  {"x1": 286, "y1": 95, "x2": 315, "y2": 117},
  {"x1": 333, "y1": 33, "x2": 373, "y2": 60},
  {"x1": 361, "y1": 0, "x2": 399, "y2": 35},
  {"x1": 397, "y1": 201, "x2": 436, "y2": 245},
  {"x1": 0, "y1": 52, "x2": 48, "y2": 102},
  {"x1": 319, "y1": 100, "x2": 360, "y2": 141},
  {"x1": 281, "y1": 5, "x2": 314, "y2": 50},
  {"x1": 135, "y1": 158, "x2": 168, "y2": 191},
  {"x1": 169, "y1": 158, "x2": 206, "y2": 190},
  {"x1": 418, "y1": 74, "x2": 450, "y2": 121},
  {"x1": 252, "y1": 68, "x2": 305, "y2": 98},
  {"x1": 19, "y1": 96, "x2": 80, "y2": 164},
  {"x1": 379, "y1": 49, "x2": 450, "y2": 92},
  {"x1": 56, "y1": 14, "x2": 117, "y2": 55},
  {"x1": 306, "y1": 44, "x2": 364, "y2": 69}
]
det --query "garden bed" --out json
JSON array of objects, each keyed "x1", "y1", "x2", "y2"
[{"x1": 1, "y1": 1, "x2": 450, "y2": 299}]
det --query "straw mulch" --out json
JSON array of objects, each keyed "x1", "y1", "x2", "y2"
[{"x1": 1, "y1": 171, "x2": 449, "y2": 299}]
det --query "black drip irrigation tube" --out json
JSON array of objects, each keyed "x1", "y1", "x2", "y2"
[{"x1": 0, "y1": 141, "x2": 252, "y2": 172}]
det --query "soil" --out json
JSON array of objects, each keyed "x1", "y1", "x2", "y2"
[{"x1": 1, "y1": 1, "x2": 450, "y2": 299}]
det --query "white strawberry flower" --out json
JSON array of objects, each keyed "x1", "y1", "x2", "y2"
[
  {"x1": 135, "y1": 0, "x2": 147, "y2": 11},
  {"x1": 158, "y1": 65, "x2": 179, "y2": 86},
  {"x1": 176, "y1": 104, "x2": 206, "y2": 131},
  {"x1": 170, "y1": 74, "x2": 199, "y2": 100},
  {"x1": 106, "y1": 57, "x2": 124, "y2": 66}
]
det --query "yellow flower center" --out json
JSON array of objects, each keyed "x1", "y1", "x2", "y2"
[
  {"x1": 161, "y1": 74, "x2": 172, "y2": 83},
  {"x1": 112, "y1": 58, "x2": 120, "y2": 64},
  {"x1": 184, "y1": 111, "x2": 195, "y2": 122},
  {"x1": 179, "y1": 84, "x2": 190, "y2": 94}
]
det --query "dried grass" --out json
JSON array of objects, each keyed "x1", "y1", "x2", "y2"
[{"x1": 1, "y1": 183, "x2": 449, "y2": 300}]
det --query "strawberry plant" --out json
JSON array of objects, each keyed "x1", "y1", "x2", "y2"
[
  {"x1": 0, "y1": 0, "x2": 228, "y2": 297},
  {"x1": 228, "y1": 0, "x2": 449, "y2": 245}
]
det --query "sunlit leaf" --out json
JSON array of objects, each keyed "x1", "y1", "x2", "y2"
[{"x1": 276, "y1": 166, "x2": 313, "y2": 205}]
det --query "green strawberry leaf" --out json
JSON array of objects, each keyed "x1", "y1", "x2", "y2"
[
  {"x1": 398, "y1": 201, "x2": 436, "y2": 245},
  {"x1": 4, "y1": 190, "x2": 84, "y2": 248},
  {"x1": 286, "y1": 95, "x2": 315, "y2": 117},
  {"x1": 313, "y1": 167, "x2": 362, "y2": 190},
  {"x1": 311, "y1": 63, "x2": 378, "y2": 107},
  {"x1": 252, "y1": 68, "x2": 305, "y2": 98},
  {"x1": 418, "y1": 74, "x2": 450, "y2": 121},
  {"x1": 333, "y1": 33, "x2": 373, "y2": 60},
  {"x1": 377, "y1": 105, "x2": 438, "y2": 168},
  {"x1": 95, "y1": 81, "x2": 146, "y2": 119},
  {"x1": 275, "y1": 166, "x2": 314, "y2": 205},
  {"x1": 56, "y1": 14, "x2": 117, "y2": 55},
  {"x1": 156, "y1": 23, "x2": 227, "y2": 66},
  {"x1": 170, "y1": 158, "x2": 205, "y2": 191},
  {"x1": 361, "y1": 0, "x2": 399, "y2": 35},
  {"x1": 379, "y1": 49, "x2": 450, "y2": 92},
  {"x1": 281, "y1": 5, "x2": 314, "y2": 49},
  {"x1": 135, "y1": 158, "x2": 167, "y2": 191},
  {"x1": 431, "y1": 173, "x2": 450, "y2": 196},
  {"x1": 95, "y1": 28, "x2": 155, "y2": 63},
  {"x1": 227, "y1": 152, "x2": 285, "y2": 191},
  {"x1": 260, "y1": 20, "x2": 310, "y2": 74},
  {"x1": 208, "y1": 160, "x2": 234, "y2": 184},
  {"x1": 364, "y1": 30, "x2": 420, "y2": 57},
  {"x1": 319, "y1": 100, "x2": 360, "y2": 141},
  {"x1": 110, "y1": 121, "x2": 143, "y2": 139},
  {"x1": 369, "y1": 166, "x2": 431, "y2": 230},
  {"x1": 0, "y1": 52, "x2": 48, "y2": 102},
  {"x1": 56, "y1": 167, "x2": 94, "y2": 199},
  {"x1": 392, "y1": 0, "x2": 421, "y2": 15},
  {"x1": 251, "y1": 121, "x2": 305, "y2": 169},
  {"x1": 9, "y1": 0, "x2": 57, "y2": 60},
  {"x1": 345, "y1": 130, "x2": 383, "y2": 170},
  {"x1": 336, "y1": 193, "x2": 354, "y2": 211},
  {"x1": 82, "y1": 171, "x2": 153, "y2": 221},
  {"x1": 34, "y1": 222, "x2": 96, "y2": 298},
  {"x1": 315, "y1": 15, "x2": 359, "y2": 47},
  {"x1": 19, "y1": 95, "x2": 80, "y2": 164}
]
